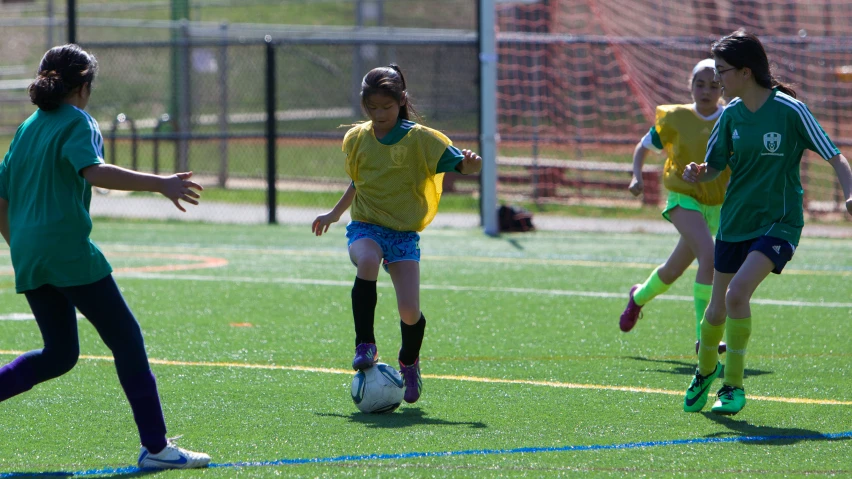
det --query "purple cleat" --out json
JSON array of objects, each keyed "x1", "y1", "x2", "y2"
[
  {"x1": 619, "y1": 284, "x2": 644, "y2": 332},
  {"x1": 352, "y1": 343, "x2": 377, "y2": 371},
  {"x1": 399, "y1": 359, "x2": 422, "y2": 404},
  {"x1": 695, "y1": 340, "x2": 728, "y2": 355}
]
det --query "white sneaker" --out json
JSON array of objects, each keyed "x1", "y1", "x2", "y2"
[{"x1": 138, "y1": 441, "x2": 211, "y2": 469}]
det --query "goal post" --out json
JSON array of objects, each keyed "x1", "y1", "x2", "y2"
[{"x1": 479, "y1": 0, "x2": 499, "y2": 236}]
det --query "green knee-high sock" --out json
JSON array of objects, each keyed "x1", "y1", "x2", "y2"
[
  {"x1": 693, "y1": 283, "x2": 712, "y2": 341},
  {"x1": 633, "y1": 266, "x2": 672, "y2": 306},
  {"x1": 698, "y1": 318, "x2": 726, "y2": 376},
  {"x1": 724, "y1": 317, "x2": 752, "y2": 388}
]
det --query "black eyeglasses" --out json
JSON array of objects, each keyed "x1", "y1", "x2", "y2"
[{"x1": 714, "y1": 67, "x2": 737, "y2": 82}]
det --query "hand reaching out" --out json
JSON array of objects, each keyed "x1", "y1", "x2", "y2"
[{"x1": 160, "y1": 172, "x2": 202, "y2": 212}]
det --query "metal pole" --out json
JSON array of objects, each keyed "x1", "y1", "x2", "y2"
[
  {"x1": 479, "y1": 0, "x2": 499, "y2": 236},
  {"x1": 265, "y1": 36, "x2": 277, "y2": 225},
  {"x1": 218, "y1": 22, "x2": 229, "y2": 188},
  {"x1": 47, "y1": 0, "x2": 55, "y2": 50},
  {"x1": 177, "y1": 20, "x2": 191, "y2": 172},
  {"x1": 67, "y1": 0, "x2": 76, "y2": 44}
]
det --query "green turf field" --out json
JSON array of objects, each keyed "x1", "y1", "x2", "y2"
[{"x1": 0, "y1": 221, "x2": 849, "y2": 477}]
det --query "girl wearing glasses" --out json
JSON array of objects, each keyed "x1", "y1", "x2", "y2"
[
  {"x1": 620, "y1": 59, "x2": 730, "y2": 357},
  {"x1": 681, "y1": 30, "x2": 852, "y2": 415}
]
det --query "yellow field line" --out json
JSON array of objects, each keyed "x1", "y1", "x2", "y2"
[{"x1": 0, "y1": 350, "x2": 848, "y2": 406}]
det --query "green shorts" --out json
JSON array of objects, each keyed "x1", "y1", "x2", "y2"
[{"x1": 661, "y1": 191, "x2": 721, "y2": 234}]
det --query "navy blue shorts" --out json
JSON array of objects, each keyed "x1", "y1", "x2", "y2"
[{"x1": 714, "y1": 236, "x2": 795, "y2": 275}]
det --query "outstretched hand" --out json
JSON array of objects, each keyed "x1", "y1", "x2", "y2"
[
  {"x1": 160, "y1": 172, "x2": 203, "y2": 212},
  {"x1": 682, "y1": 162, "x2": 706, "y2": 183},
  {"x1": 457, "y1": 149, "x2": 483, "y2": 175}
]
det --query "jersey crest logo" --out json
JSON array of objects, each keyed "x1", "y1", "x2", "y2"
[
  {"x1": 764, "y1": 132, "x2": 782, "y2": 153},
  {"x1": 390, "y1": 145, "x2": 407, "y2": 167},
  {"x1": 732, "y1": 129, "x2": 740, "y2": 140}
]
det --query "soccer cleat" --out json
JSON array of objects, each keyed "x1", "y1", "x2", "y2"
[
  {"x1": 683, "y1": 361, "x2": 722, "y2": 412},
  {"x1": 711, "y1": 384, "x2": 746, "y2": 415},
  {"x1": 399, "y1": 359, "x2": 422, "y2": 404},
  {"x1": 138, "y1": 441, "x2": 211, "y2": 470},
  {"x1": 695, "y1": 340, "x2": 728, "y2": 355},
  {"x1": 352, "y1": 343, "x2": 377, "y2": 371},
  {"x1": 619, "y1": 284, "x2": 644, "y2": 332}
]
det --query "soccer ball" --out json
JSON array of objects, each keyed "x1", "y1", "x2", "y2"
[{"x1": 351, "y1": 363, "x2": 404, "y2": 414}]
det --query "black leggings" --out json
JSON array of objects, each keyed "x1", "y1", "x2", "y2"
[{"x1": 22, "y1": 274, "x2": 150, "y2": 385}]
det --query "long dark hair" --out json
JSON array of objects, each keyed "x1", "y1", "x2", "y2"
[
  {"x1": 711, "y1": 30, "x2": 797, "y2": 98},
  {"x1": 28, "y1": 44, "x2": 98, "y2": 111},
  {"x1": 360, "y1": 63, "x2": 419, "y2": 121}
]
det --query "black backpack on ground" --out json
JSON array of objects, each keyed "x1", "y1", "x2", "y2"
[{"x1": 498, "y1": 205, "x2": 535, "y2": 233}]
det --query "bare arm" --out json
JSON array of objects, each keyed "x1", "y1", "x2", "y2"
[
  {"x1": 81, "y1": 164, "x2": 202, "y2": 212},
  {"x1": 828, "y1": 154, "x2": 852, "y2": 215},
  {"x1": 629, "y1": 141, "x2": 651, "y2": 196},
  {"x1": 312, "y1": 183, "x2": 355, "y2": 236},
  {"x1": 0, "y1": 198, "x2": 9, "y2": 246}
]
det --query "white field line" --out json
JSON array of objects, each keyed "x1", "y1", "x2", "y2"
[{"x1": 116, "y1": 272, "x2": 852, "y2": 309}]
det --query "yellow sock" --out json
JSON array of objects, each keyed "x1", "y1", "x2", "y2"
[
  {"x1": 693, "y1": 282, "x2": 712, "y2": 341},
  {"x1": 724, "y1": 317, "x2": 752, "y2": 388},
  {"x1": 698, "y1": 318, "x2": 725, "y2": 376},
  {"x1": 633, "y1": 266, "x2": 672, "y2": 306}
]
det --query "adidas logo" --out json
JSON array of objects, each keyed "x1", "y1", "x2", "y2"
[
  {"x1": 732, "y1": 129, "x2": 740, "y2": 140},
  {"x1": 772, "y1": 245, "x2": 781, "y2": 254}
]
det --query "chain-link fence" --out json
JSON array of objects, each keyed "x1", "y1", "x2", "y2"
[{"x1": 0, "y1": 0, "x2": 481, "y2": 225}]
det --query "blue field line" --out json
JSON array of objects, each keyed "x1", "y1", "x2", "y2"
[{"x1": 2, "y1": 430, "x2": 850, "y2": 477}]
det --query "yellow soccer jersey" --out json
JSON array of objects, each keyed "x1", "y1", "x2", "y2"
[
  {"x1": 653, "y1": 104, "x2": 730, "y2": 205},
  {"x1": 343, "y1": 121, "x2": 451, "y2": 232}
]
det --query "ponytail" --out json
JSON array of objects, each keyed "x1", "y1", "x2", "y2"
[{"x1": 28, "y1": 44, "x2": 98, "y2": 111}]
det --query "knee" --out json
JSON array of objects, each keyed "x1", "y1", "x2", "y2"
[
  {"x1": 354, "y1": 253, "x2": 382, "y2": 277},
  {"x1": 725, "y1": 288, "x2": 751, "y2": 312},
  {"x1": 42, "y1": 344, "x2": 79, "y2": 377}
]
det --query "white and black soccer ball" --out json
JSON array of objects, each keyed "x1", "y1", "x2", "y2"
[{"x1": 351, "y1": 362, "x2": 404, "y2": 414}]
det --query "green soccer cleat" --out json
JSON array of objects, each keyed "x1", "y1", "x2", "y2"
[
  {"x1": 711, "y1": 384, "x2": 746, "y2": 415},
  {"x1": 683, "y1": 361, "x2": 722, "y2": 412}
]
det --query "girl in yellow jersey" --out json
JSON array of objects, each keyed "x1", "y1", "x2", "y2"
[
  {"x1": 312, "y1": 64, "x2": 482, "y2": 404},
  {"x1": 619, "y1": 59, "x2": 730, "y2": 354}
]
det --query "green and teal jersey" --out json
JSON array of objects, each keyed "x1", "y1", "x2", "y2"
[
  {"x1": 704, "y1": 89, "x2": 840, "y2": 246},
  {"x1": 0, "y1": 104, "x2": 112, "y2": 293}
]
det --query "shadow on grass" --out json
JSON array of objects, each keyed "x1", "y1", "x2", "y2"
[
  {"x1": 628, "y1": 356, "x2": 772, "y2": 379},
  {"x1": 317, "y1": 407, "x2": 487, "y2": 429},
  {"x1": 702, "y1": 413, "x2": 852, "y2": 446},
  {"x1": 0, "y1": 469, "x2": 161, "y2": 478}
]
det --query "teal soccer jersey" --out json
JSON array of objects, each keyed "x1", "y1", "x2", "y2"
[
  {"x1": 704, "y1": 89, "x2": 840, "y2": 246},
  {"x1": 0, "y1": 104, "x2": 112, "y2": 292}
]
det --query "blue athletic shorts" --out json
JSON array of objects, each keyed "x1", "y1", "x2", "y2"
[
  {"x1": 714, "y1": 236, "x2": 795, "y2": 275},
  {"x1": 345, "y1": 221, "x2": 420, "y2": 273}
]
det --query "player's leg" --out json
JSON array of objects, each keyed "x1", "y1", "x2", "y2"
[
  {"x1": 0, "y1": 285, "x2": 78, "y2": 402},
  {"x1": 62, "y1": 275, "x2": 210, "y2": 468},
  {"x1": 346, "y1": 223, "x2": 385, "y2": 370},
  {"x1": 387, "y1": 259, "x2": 424, "y2": 404},
  {"x1": 620, "y1": 234, "x2": 693, "y2": 332},
  {"x1": 683, "y1": 267, "x2": 732, "y2": 412},
  {"x1": 667, "y1": 205, "x2": 720, "y2": 350},
  {"x1": 711, "y1": 247, "x2": 776, "y2": 415}
]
